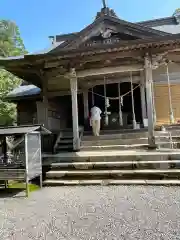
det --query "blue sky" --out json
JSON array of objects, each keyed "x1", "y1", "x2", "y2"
[{"x1": 1, "y1": 0, "x2": 180, "y2": 53}]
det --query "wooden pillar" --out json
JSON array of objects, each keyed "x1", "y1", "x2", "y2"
[
  {"x1": 91, "y1": 87, "x2": 94, "y2": 106},
  {"x1": 38, "y1": 132, "x2": 43, "y2": 189},
  {"x1": 2, "y1": 137, "x2": 7, "y2": 164},
  {"x1": 140, "y1": 72, "x2": 147, "y2": 124},
  {"x1": 118, "y1": 82, "x2": 123, "y2": 126},
  {"x1": 25, "y1": 134, "x2": 29, "y2": 197},
  {"x1": 130, "y1": 72, "x2": 137, "y2": 129},
  {"x1": 166, "y1": 63, "x2": 175, "y2": 124},
  {"x1": 144, "y1": 54, "x2": 156, "y2": 148},
  {"x1": 83, "y1": 89, "x2": 89, "y2": 129},
  {"x1": 39, "y1": 72, "x2": 49, "y2": 129},
  {"x1": 42, "y1": 85, "x2": 49, "y2": 128},
  {"x1": 70, "y1": 68, "x2": 80, "y2": 151},
  {"x1": 83, "y1": 89, "x2": 89, "y2": 120},
  {"x1": 104, "y1": 78, "x2": 108, "y2": 126},
  {"x1": 151, "y1": 77, "x2": 157, "y2": 124}
]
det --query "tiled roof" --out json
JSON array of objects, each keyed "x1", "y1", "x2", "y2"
[
  {"x1": 7, "y1": 85, "x2": 41, "y2": 99},
  {"x1": 0, "y1": 125, "x2": 51, "y2": 135}
]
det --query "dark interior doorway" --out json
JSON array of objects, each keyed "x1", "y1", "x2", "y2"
[
  {"x1": 86, "y1": 82, "x2": 142, "y2": 127},
  {"x1": 59, "y1": 94, "x2": 87, "y2": 128},
  {"x1": 60, "y1": 82, "x2": 142, "y2": 130}
]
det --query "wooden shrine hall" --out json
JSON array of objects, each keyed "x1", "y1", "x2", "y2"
[{"x1": 1, "y1": 3, "x2": 180, "y2": 151}]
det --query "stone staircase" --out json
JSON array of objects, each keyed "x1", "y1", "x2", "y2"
[
  {"x1": 81, "y1": 130, "x2": 180, "y2": 151},
  {"x1": 43, "y1": 149, "x2": 180, "y2": 186},
  {"x1": 54, "y1": 130, "x2": 73, "y2": 153},
  {"x1": 43, "y1": 129, "x2": 180, "y2": 186},
  {"x1": 53, "y1": 127, "x2": 84, "y2": 153}
]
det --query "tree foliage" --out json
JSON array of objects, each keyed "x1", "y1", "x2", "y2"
[
  {"x1": 0, "y1": 20, "x2": 27, "y2": 125},
  {"x1": 175, "y1": 8, "x2": 180, "y2": 13}
]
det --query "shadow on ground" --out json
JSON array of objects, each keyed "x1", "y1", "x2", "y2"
[{"x1": 0, "y1": 187, "x2": 25, "y2": 198}]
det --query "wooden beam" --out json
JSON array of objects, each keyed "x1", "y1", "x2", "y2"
[
  {"x1": 46, "y1": 67, "x2": 66, "y2": 79},
  {"x1": 66, "y1": 24, "x2": 104, "y2": 49},
  {"x1": 81, "y1": 75, "x2": 140, "y2": 88},
  {"x1": 47, "y1": 90, "x2": 81, "y2": 98},
  {"x1": 33, "y1": 49, "x2": 144, "y2": 67},
  {"x1": 44, "y1": 61, "x2": 62, "y2": 69},
  {"x1": 76, "y1": 65, "x2": 144, "y2": 78},
  {"x1": 79, "y1": 59, "x2": 142, "y2": 71},
  {"x1": 6, "y1": 67, "x2": 39, "y2": 75},
  {"x1": 77, "y1": 51, "x2": 143, "y2": 64}
]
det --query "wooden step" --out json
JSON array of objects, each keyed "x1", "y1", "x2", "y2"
[
  {"x1": 61, "y1": 136, "x2": 73, "y2": 140},
  {"x1": 56, "y1": 145, "x2": 73, "y2": 149},
  {"x1": 43, "y1": 179, "x2": 180, "y2": 186},
  {"x1": 58, "y1": 139, "x2": 73, "y2": 144}
]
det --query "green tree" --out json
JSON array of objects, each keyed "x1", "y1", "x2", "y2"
[
  {"x1": 175, "y1": 8, "x2": 180, "y2": 13},
  {"x1": 0, "y1": 20, "x2": 27, "y2": 125}
]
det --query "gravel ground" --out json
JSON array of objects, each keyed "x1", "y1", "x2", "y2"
[{"x1": 0, "y1": 186, "x2": 180, "y2": 240}]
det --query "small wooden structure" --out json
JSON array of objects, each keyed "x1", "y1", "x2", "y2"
[{"x1": 0, "y1": 125, "x2": 51, "y2": 196}]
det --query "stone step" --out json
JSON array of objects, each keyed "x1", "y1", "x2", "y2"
[
  {"x1": 81, "y1": 143, "x2": 180, "y2": 151},
  {"x1": 81, "y1": 143, "x2": 179, "y2": 151},
  {"x1": 81, "y1": 139, "x2": 148, "y2": 147},
  {"x1": 84, "y1": 128, "x2": 147, "y2": 135},
  {"x1": 81, "y1": 138, "x2": 180, "y2": 147},
  {"x1": 50, "y1": 160, "x2": 180, "y2": 169},
  {"x1": 81, "y1": 143, "x2": 148, "y2": 151},
  {"x1": 46, "y1": 169, "x2": 180, "y2": 178},
  {"x1": 43, "y1": 150, "x2": 180, "y2": 165},
  {"x1": 43, "y1": 179, "x2": 180, "y2": 186},
  {"x1": 82, "y1": 132, "x2": 175, "y2": 141}
]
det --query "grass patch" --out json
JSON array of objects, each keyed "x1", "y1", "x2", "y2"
[{"x1": 8, "y1": 181, "x2": 40, "y2": 192}]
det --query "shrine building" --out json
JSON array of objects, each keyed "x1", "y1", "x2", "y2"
[{"x1": 1, "y1": 3, "x2": 180, "y2": 151}]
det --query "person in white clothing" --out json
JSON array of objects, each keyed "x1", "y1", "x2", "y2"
[{"x1": 90, "y1": 105, "x2": 102, "y2": 136}]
